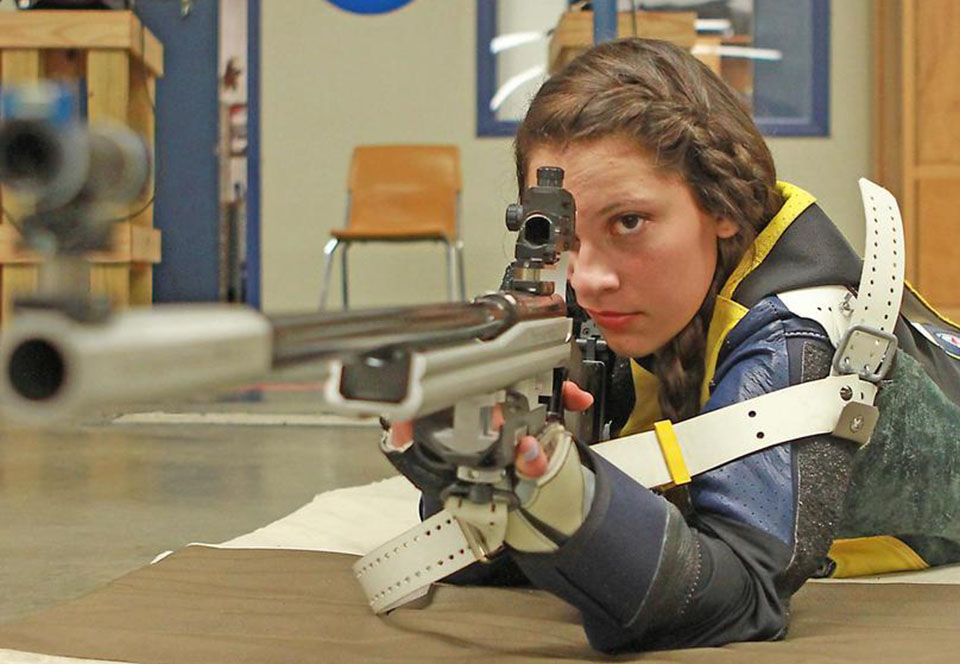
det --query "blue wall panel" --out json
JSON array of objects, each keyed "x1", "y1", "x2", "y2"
[
  {"x1": 135, "y1": 1, "x2": 221, "y2": 302},
  {"x1": 246, "y1": 0, "x2": 261, "y2": 308}
]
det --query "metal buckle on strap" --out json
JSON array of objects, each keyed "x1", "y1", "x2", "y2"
[
  {"x1": 459, "y1": 521, "x2": 503, "y2": 563},
  {"x1": 832, "y1": 324, "x2": 898, "y2": 383}
]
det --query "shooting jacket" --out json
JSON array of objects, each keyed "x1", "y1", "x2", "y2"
[{"x1": 426, "y1": 183, "x2": 960, "y2": 652}]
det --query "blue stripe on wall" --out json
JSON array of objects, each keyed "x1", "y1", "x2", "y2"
[
  {"x1": 135, "y1": 1, "x2": 221, "y2": 302},
  {"x1": 246, "y1": 0, "x2": 262, "y2": 308}
]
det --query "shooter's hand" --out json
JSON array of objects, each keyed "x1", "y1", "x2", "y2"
[
  {"x1": 385, "y1": 381, "x2": 596, "y2": 555},
  {"x1": 504, "y1": 382, "x2": 594, "y2": 553},
  {"x1": 513, "y1": 381, "x2": 592, "y2": 477}
]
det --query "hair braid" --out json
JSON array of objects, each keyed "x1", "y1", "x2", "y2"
[
  {"x1": 515, "y1": 38, "x2": 783, "y2": 422},
  {"x1": 653, "y1": 295, "x2": 712, "y2": 422},
  {"x1": 653, "y1": 237, "x2": 744, "y2": 422}
]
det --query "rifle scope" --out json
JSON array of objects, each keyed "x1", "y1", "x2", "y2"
[{"x1": 504, "y1": 166, "x2": 576, "y2": 295}]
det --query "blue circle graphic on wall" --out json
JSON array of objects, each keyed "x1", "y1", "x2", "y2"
[{"x1": 326, "y1": 0, "x2": 415, "y2": 14}]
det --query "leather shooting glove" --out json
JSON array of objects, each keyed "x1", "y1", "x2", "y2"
[{"x1": 505, "y1": 422, "x2": 595, "y2": 553}]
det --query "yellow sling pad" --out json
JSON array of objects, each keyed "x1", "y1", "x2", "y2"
[{"x1": 827, "y1": 536, "x2": 929, "y2": 577}]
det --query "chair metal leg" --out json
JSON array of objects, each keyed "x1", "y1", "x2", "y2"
[
  {"x1": 341, "y1": 243, "x2": 350, "y2": 310},
  {"x1": 455, "y1": 240, "x2": 466, "y2": 301},
  {"x1": 445, "y1": 241, "x2": 457, "y2": 302},
  {"x1": 319, "y1": 238, "x2": 341, "y2": 310}
]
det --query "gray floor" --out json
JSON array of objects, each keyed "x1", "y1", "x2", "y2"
[{"x1": 0, "y1": 380, "x2": 396, "y2": 625}]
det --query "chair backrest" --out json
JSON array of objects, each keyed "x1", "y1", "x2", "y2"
[{"x1": 347, "y1": 145, "x2": 461, "y2": 240}]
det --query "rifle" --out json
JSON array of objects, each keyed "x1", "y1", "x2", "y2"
[{"x1": 0, "y1": 93, "x2": 617, "y2": 504}]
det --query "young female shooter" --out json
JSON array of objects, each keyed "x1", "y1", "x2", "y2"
[{"x1": 387, "y1": 39, "x2": 960, "y2": 652}]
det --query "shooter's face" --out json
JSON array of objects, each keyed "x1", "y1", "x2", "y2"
[{"x1": 526, "y1": 136, "x2": 738, "y2": 359}]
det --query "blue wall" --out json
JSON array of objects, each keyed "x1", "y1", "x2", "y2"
[
  {"x1": 246, "y1": 0, "x2": 261, "y2": 308},
  {"x1": 135, "y1": 1, "x2": 221, "y2": 302}
]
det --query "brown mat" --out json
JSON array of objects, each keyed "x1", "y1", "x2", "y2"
[{"x1": 0, "y1": 546, "x2": 957, "y2": 664}]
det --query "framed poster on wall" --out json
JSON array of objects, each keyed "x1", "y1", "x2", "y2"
[{"x1": 477, "y1": 0, "x2": 830, "y2": 137}]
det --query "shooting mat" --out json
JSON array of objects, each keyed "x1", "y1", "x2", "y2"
[{"x1": 1, "y1": 477, "x2": 959, "y2": 664}]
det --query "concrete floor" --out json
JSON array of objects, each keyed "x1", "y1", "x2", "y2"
[{"x1": 0, "y1": 378, "x2": 396, "y2": 625}]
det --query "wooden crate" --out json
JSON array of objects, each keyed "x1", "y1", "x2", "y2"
[
  {"x1": 548, "y1": 10, "x2": 698, "y2": 74},
  {"x1": 0, "y1": 10, "x2": 163, "y2": 323}
]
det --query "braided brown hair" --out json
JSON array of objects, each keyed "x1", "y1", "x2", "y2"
[{"x1": 515, "y1": 39, "x2": 783, "y2": 422}]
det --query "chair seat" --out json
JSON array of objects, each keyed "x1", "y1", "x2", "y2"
[
  {"x1": 321, "y1": 144, "x2": 465, "y2": 309},
  {"x1": 331, "y1": 226, "x2": 453, "y2": 242}
]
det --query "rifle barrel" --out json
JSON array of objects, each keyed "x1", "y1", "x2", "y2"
[
  {"x1": 269, "y1": 293, "x2": 565, "y2": 365},
  {"x1": 0, "y1": 294, "x2": 566, "y2": 424}
]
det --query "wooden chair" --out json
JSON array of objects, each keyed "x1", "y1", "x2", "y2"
[{"x1": 320, "y1": 145, "x2": 466, "y2": 309}]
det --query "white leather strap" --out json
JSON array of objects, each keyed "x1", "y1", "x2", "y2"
[
  {"x1": 353, "y1": 508, "x2": 481, "y2": 614},
  {"x1": 833, "y1": 179, "x2": 905, "y2": 379},
  {"x1": 853, "y1": 178, "x2": 905, "y2": 336},
  {"x1": 777, "y1": 285, "x2": 852, "y2": 349},
  {"x1": 357, "y1": 373, "x2": 878, "y2": 614},
  {"x1": 593, "y1": 374, "x2": 877, "y2": 489}
]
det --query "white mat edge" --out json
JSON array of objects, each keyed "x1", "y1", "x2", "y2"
[{"x1": 0, "y1": 649, "x2": 130, "y2": 664}]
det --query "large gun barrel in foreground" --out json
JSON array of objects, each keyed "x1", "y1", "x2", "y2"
[{"x1": 0, "y1": 292, "x2": 569, "y2": 424}]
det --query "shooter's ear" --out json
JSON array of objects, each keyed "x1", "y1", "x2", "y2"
[{"x1": 715, "y1": 217, "x2": 739, "y2": 239}]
